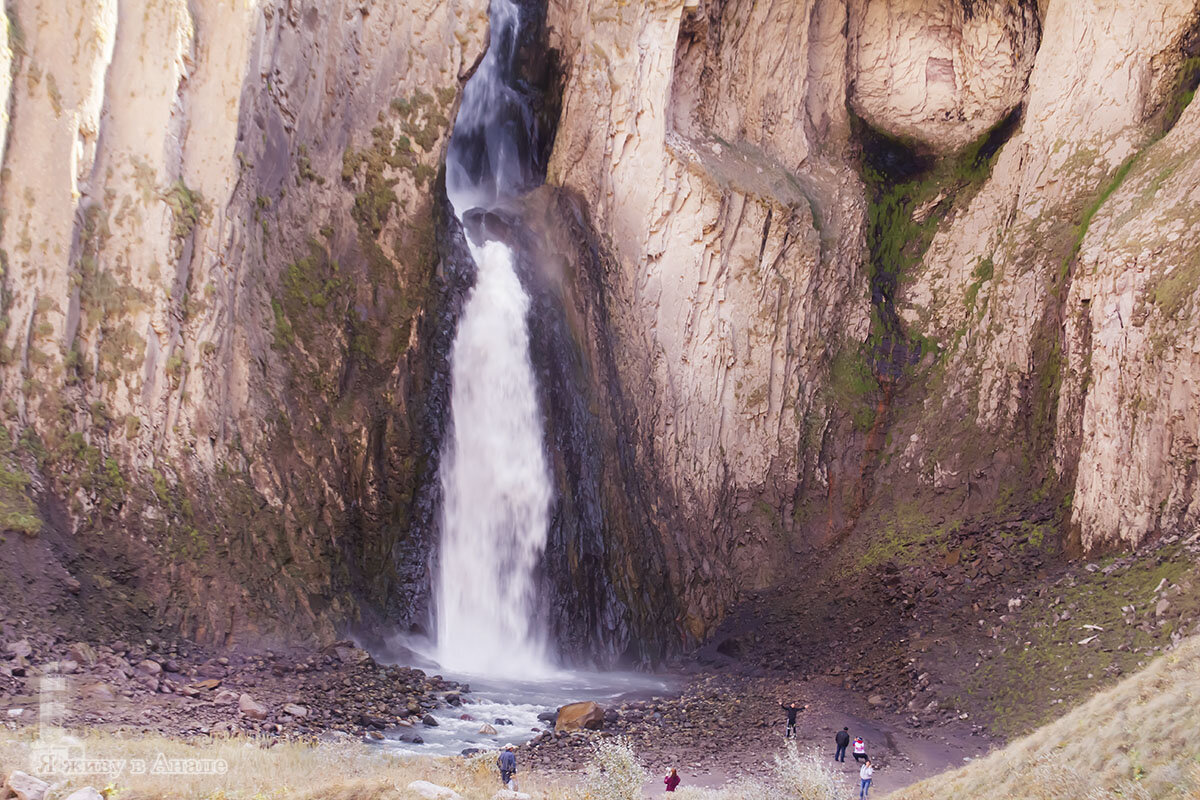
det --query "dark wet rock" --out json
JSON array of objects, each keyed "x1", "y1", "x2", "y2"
[{"x1": 422, "y1": 714, "x2": 439, "y2": 727}]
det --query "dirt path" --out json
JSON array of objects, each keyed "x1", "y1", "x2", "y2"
[
  {"x1": 629, "y1": 689, "x2": 986, "y2": 796},
  {"x1": 529, "y1": 667, "x2": 992, "y2": 796}
]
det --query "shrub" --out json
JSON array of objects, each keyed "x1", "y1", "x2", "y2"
[
  {"x1": 769, "y1": 743, "x2": 848, "y2": 800},
  {"x1": 571, "y1": 737, "x2": 649, "y2": 800}
]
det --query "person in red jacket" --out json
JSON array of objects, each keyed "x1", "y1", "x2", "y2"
[{"x1": 664, "y1": 767, "x2": 681, "y2": 792}]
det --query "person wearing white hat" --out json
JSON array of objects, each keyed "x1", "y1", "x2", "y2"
[{"x1": 497, "y1": 744, "x2": 518, "y2": 790}]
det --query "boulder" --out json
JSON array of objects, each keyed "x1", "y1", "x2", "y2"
[
  {"x1": 282, "y1": 703, "x2": 308, "y2": 718},
  {"x1": 213, "y1": 689, "x2": 239, "y2": 704},
  {"x1": 406, "y1": 781, "x2": 462, "y2": 800},
  {"x1": 80, "y1": 682, "x2": 117, "y2": 702},
  {"x1": 196, "y1": 661, "x2": 227, "y2": 679},
  {"x1": 555, "y1": 701, "x2": 605, "y2": 732},
  {"x1": 334, "y1": 646, "x2": 371, "y2": 665},
  {"x1": 41, "y1": 660, "x2": 79, "y2": 675},
  {"x1": 190, "y1": 678, "x2": 222, "y2": 691},
  {"x1": 5, "y1": 640, "x2": 32, "y2": 660},
  {"x1": 64, "y1": 789, "x2": 104, "y2": 800},
  {"x1": 477, "y1": 723, "x2": 498, "y2": 735},
  {"x1": 238, "y1": 693, "x2": 269, "y2": 720},
  {"x1": 4, "y1": 771, "x2": 49, "y2": 800},
  {"x1": 422, "y1": 714, "x2": 439, "y2": 727},
  {"x1": 67, "y1": 643, "x2": 97, "y2": 666}
]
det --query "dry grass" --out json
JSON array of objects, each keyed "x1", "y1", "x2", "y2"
[
  {"x1": 0, "y1": 731, "x2": 569, "y2": 800},
  {"x1": 885, "y1": 634, "x2": 1200, "y2": 800},
  {"x1": 5, "y1": 637, "x2": 1200, "y2": 800}
]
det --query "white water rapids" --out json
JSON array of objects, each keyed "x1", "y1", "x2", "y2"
[{"x1": 434, "y1": 0, "x2": 557, "y2": 678}]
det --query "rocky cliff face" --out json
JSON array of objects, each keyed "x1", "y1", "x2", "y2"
[
  {"x1": 543, "y1": 0, "x2": 1200, "y2": 645},
  {"x1": 848, "y1": 0, "x2": 1040, "y2": 152},
  {"x1": 0, "y1": 0, "x2": 487, "y2": 645},
  {"x1": 899, "y1": 0, "x2": 1200, "y2": 549},
  {"x1": 544, "y1": 0, "x2": 872, "y2": 642},
  {"x1": 1, "y1": 0, "x2": 1198, "y2": 660}
]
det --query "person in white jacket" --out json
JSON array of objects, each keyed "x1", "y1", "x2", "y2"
[{"x1": 859, "y1": 759, "x2": 875, "y2": 799}]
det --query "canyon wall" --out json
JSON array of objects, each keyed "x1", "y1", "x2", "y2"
[
  {"x1": 544, "y1": 0, "x2": 873, "y2": 641},
  {"x1": 0, "y1": 0, "x2": 488, "y2": 645},
  {"x1": 898, "y1": 0, "x2": 1200, "y2": 549},
  {"x1": 545, "y1": 0, "x2": 1200, "y2": 643},
  {"x1": 0, "y1": 0, "x2": 1198, "y2": 658}
]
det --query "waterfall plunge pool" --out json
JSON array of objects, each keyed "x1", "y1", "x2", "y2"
[{"x1": 370, "y1": 664, "x2": 674, "y2": 758}]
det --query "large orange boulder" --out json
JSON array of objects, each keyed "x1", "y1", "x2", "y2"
[{"x1": 555, "y1": 701, "x2": 605, "y2": 732}]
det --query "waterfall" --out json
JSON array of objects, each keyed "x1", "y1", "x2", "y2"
[{"x1": 435, "y1": 0, "x2": 556, "y2": 677}]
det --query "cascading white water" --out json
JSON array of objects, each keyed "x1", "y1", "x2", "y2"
[
  {"x1": 435, "y1": 0, "x2": 556, "y2": 677},
  {"x1": 436, "y1": 240, "x2": 553, "y2": 675}
]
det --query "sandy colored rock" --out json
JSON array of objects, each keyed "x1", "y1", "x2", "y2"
[
  {"x1": 897, "y1": 0, "x2": 1200, "y2": 552},
  {"x1": 67, "y1": 642, "x2": 97, "y2": 666},
  {"x1": 548, "y1": 0, "x2": 869, "y2": 639},
  {"x1": 1055, "y1": 97, "x2": 1200, "y2": 552},
  {"x1": 80, "y1": 682, "x2": 117, "y2": 702},
  {"x1": 555, "y1": 701, "x2": 605, "y2": 732},
  {"x1": 63, "y1": 789, "x2": 104, "y2": 800},
  {"x1": 848, "y1": 0, "x2": 1040, "y2": 151},
  {"x1": 4, "y1": 771, "x2": 49, "y2": 800},
  {"x1": 406, "y1": 781, "x2": 462, "y2": 800},
  {"x1": 238, "y1": 693, "x2": 269, "y2": 720}
]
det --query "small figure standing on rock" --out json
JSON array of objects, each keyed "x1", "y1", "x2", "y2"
[
  {"x1": 778, "y1": 699, "x2": 805, "y2": 739},
  {"x1": 859, "y1": 758, "x2": 875, "y2": 798},
  {"x1": 498, "y1": 744, "x2": 518, "y2": 790},
  {"x1": 852, "y1": 736, "x2": 868, "y2": 764},
  {"x1": 835, "y1": 726, "x2": 850, "y2": 762},
  {"x1": 664, "y1": 767, "x2": 681, "y2": 792}
]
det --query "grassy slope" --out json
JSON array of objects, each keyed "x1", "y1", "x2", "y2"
[
  {"x1": 0, "y1": 732, "x2": 576, "y2": 800},
  {"x1": 886, "y1": 634, "x2": 1200, "y2": 800}
]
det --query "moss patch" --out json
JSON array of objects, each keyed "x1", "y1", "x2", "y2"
[
  {"x1": 826, "y1": 346, "x2": 879, "y2": 432},
  {"x1": 956, "y1": 544, "x2": 1200, "y2": 737},
  {"x1": 0, "y1": 428, "x2": 40, "y2": 535}
]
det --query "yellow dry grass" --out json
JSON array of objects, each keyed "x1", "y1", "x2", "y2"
[
  {"x1": 886, "y1": 634, "x2": 1200, "y2": 800},
  {"x1": 0, "y1": 731, "x2": 570, "y2": 800},
  {"x1": 5, "y1": 636, "x2": 1200, "y2": 800}
]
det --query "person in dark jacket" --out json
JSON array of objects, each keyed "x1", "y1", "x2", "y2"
[
  {"x1": 835, "y1": 727, "x2": 850, "y2": 762},
  {"x1": 778, "y1": 699, "x2": 806, "y2": 739},
  {"x1": 498, "y1": 744, "x2": 518, "y2": 789}
]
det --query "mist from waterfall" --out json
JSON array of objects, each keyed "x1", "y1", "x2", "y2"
[{"x1": 435, "y1": 0, "x2": 556, "y2": 677}]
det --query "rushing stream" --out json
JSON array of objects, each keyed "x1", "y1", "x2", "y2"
[{"x1": 435, "y1": 0, "x2": 554, "y2": 678}]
